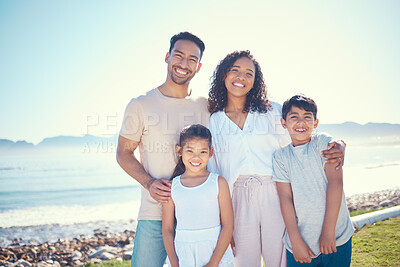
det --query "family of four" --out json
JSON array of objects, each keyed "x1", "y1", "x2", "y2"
[{"x1": 116, "y1": 32, "x2": 354, "y2": 267}]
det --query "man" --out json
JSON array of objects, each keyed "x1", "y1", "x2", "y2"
[{"x1": 116, "y1": 32, "x2": 209, "y2": 267}]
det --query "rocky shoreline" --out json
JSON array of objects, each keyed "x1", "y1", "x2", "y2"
[
  {"x1": 0, "y1": 229, "x2": 134, "y2": 267},
  {"x1": 1, "y1": 188, "x2": 399, "y2": 267},
  {"x1": 346, "y1": 187, "x2": 399, "y2": 212}
]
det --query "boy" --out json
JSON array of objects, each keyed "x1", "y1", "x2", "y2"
[{"x1": 272, "y1": 95, "x2": 354, "y2": 266}]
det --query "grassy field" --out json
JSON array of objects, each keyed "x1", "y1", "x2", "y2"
[
  {"x1": 351, "y1": 216, "x2": 400, "y2": 266},
  {"x1": 86, "y1": 260, "x2": 130, "y2": 267},
  {"x1": 86, "y1": 216, "x2": 400, "y2": 267},
  {"x1": 350, "y1": 209, "x2": 381, "y2": 217}
]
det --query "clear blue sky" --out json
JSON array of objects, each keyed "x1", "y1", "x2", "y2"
[{"x1": 1, "y1": 0, "x2": 399, "y2": 144}]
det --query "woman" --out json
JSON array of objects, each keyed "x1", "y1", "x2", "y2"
[{"x1": 207, "y1": 50, "x2": 345, "y2": 267}]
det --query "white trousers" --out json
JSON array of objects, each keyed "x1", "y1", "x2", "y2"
[{"x1": 232, "y1": 175, "x2": 286, "y2": 267}]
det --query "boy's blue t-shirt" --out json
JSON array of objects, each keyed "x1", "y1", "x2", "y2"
[{"x1": 272, "y1": 132, "x2": 354, "y2": 256}]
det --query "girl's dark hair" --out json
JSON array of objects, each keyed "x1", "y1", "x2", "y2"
[
  {"x1": 171, "y1": 124, "x2": 212, "y2": 179},
  {"x1": 208, "y1": 50, "x2": 270, "y2": 114}
]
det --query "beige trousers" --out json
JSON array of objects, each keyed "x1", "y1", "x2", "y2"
[{"x1": 232, "y1": 175, "x2": 286, "y2": 267}]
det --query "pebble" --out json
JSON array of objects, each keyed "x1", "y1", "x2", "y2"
[
  {"x1": 11, "y1": 259, "x2": 31, "y2": 267},
  {"x1": 71, "y1": 251, "x2": 82, "y2": 260},
  {"x1": 122, "y1": 252, "x2": 132, "y2": 260},
  {"x1": 88, "y1": 248, "x2": 106, "y2": 259},
  {"x1": 100, "y1": 252, "x2": 115, "y2": 261},
  {"x1": 71, "y1": 260, "x2": 83, "y2": 266}
]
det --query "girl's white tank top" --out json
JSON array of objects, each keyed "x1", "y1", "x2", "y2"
[{"x1": 171, "y1": 172, "x2": 221, "y2": 231}]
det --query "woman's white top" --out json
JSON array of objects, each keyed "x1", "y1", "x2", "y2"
[
  {"x1": 208, "y1": 102, "x2": 290, "y2": 191},
  {"x1": 172, "y1": 172, "x2": 221, "y2": 231}
]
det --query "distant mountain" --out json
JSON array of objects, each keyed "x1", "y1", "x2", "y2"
[
  {"x1": 37, "y1": 134, "x2": 115, "y2": 147},
  {"x1": 0, "y1": 135, "x2": 116, "y2": 154},
  {"x1": 0, "y1": 139, "x2": 35, "y2": 150},
  {"x1": 0, "y1": 139, "x2": 15, "y2": 149},
  {"x1": 317, "y1": 122, "x2": 400, "y2": 138},
  {"x1": 0, "y1": 122, "x2": 399, "y2": 153}
]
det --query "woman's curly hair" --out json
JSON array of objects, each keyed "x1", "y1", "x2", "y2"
[{"x1": 208, "y1": 50, "x2": 270, "y2": 114}]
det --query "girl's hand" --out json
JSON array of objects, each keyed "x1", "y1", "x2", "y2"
[
  {"x1": 319, "y1": 230, "x2": 337, "y2": 254},
  {"x1": 292, "y1": 238, "x2": 315, "y2": 264}
]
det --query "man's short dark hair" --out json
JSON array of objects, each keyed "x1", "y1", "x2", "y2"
[
  {"x1": 169, "y1": 32, "x2": 205, "y2": 59},
  {"x1": 282, "y1": 94, "x2": 318, "y2": 120}
]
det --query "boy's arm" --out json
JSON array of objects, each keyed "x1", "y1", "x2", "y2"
[
  {"x1": 320, "y1": 162, "x2": 343, "y2": 254},
  {"x1": 205, "y1": 177, "x2": 234, "y2": 267},
  {"x1": 162, "y1": 199, "x2": 179, "y2": 267},
  {"x1": 276, "y1": 182, "x2": 315, "y2": 264}
]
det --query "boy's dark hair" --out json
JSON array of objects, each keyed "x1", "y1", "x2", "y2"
[
  {"x1": 169, "y1": 32, "x2": 205, "y2": 59},
  {"x1": 208, "y1": 50, "x2": 270, "y2": 115},
  {"x1": 171, "y1": 124, "x2": 212, "y2": 179},
  {"x1": 282, "y1": 94, "x2": 318, "y2": 120}
]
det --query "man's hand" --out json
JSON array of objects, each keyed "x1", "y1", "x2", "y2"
[
  {"x1": 319, "y1": 230, "x2": 337, "y2": 255},
  {"x1": 292, "y1": 238, "x2": 315, "y2": 264},
  {"x1": 322, "y1": 140, "x2": 346, "y2": 170},
  {"x1": 148, "y1": 178, "x2": 172, "y2": 203}
]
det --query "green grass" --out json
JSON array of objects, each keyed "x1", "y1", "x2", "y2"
[
  {"x1": 350, "y1": 208, "x2": 380, "y2": 217},
  {"x1": 87, "y1": 217, "x2": 400, "y2": 267},
  {"x1": 351, "y1": 216, "x2": 400, "y2": 267},
  {"x1": 85, "y1": 259, "x2": 130, "y2": 267},
  {"x1": 349, "y1": 203, "x2": 399, "y2": 217}
]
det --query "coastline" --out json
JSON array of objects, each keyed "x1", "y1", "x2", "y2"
[
  {"x1": 1, "y1": 187, "x2": 399, "y2": 267},
  {"x1": 346, "y1": 187, "x2": 400, "y2": 212}
]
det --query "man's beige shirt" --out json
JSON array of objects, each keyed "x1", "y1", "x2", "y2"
[{"x1": 119, "y1": 88, "x2": 209, "y2": 220}]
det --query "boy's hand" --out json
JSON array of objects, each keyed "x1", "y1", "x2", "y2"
[
  {"x1": 322, "y1": 140, "x2": 346, "y2": 170},
  {"x1": 292, "y1": 238, "x2": 316, "y2": 263},
  {"x1": 319, "y1": 230, "x2": 337, "y2": 254}
]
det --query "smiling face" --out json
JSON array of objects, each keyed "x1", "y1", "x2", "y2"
[
  {"x1": 165, "y1": 39, "x2": 202, "y2": 85},
  {"x1": 281, "y1": 106, "x2": 319, "y2": 146},
  {"x1": 224, "y1": 57, "x2": 255, "y2": 100},
  {"x1": 177, "y1": 137, "x2": 213, "y2": 176}
]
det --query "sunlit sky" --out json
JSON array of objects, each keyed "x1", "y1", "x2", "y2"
[{"x1": 1, "y1": 0, "x2": 399, "y2": 144}]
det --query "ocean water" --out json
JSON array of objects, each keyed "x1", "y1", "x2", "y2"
[
  {"x1": 0, "y1": 141, "x2": 399, "y2": 246},
  {"x1": 343, "y1": 143, "x2": 400, "y2": 196},
  {"x1": 0, "y1": 151, "x2": 141, "y2": 246}
]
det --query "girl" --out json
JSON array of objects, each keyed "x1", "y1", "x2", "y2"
[
  {"x1": 207, "y1": 51, "x2": 346, "y2": 267},
  {"x1": 162, "y1": 124, "x2": 234, "y2": 267}
]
